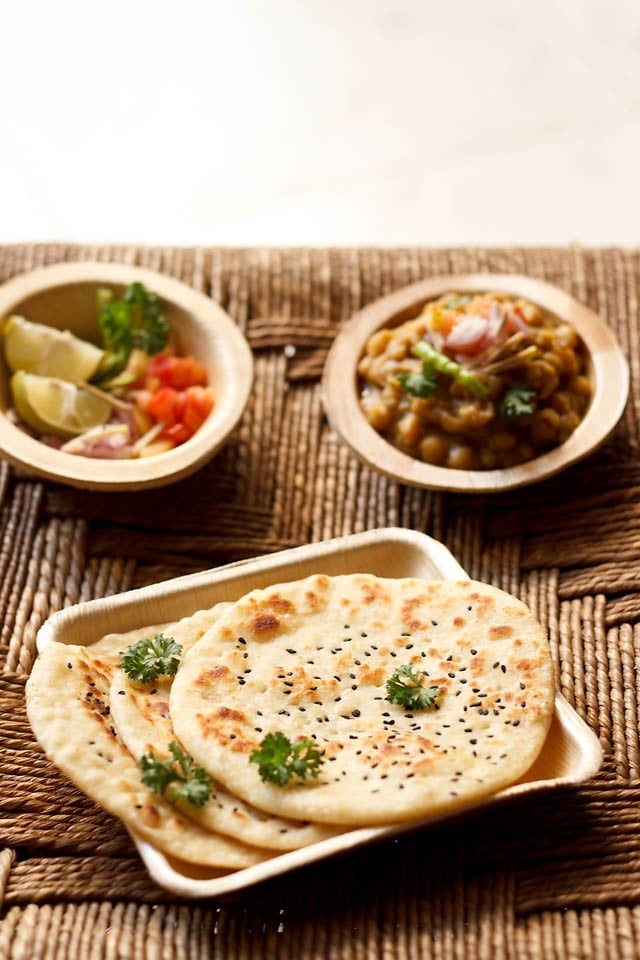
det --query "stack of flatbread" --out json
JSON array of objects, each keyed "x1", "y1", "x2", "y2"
[{"x1": 26, "y1": 574, "x2": 555, "y2": 870}]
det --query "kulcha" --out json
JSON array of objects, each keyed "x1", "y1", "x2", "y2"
[
  {"x1": 170, "y1": 574, "x2": 554, "y2": 826},
  {"x1": 108, "y1": 604, "x2": 344, "y2": 850},
  {"x1": 26, "y1": 641, "x2": 272, "y2": 869}
]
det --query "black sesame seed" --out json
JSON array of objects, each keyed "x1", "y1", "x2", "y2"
[
  {"x1": 286, "y1": 648, "x2": 297, "y2": 654},
  {"x1": 67, "y1": 663, "x2": 72, "y2": 669}
]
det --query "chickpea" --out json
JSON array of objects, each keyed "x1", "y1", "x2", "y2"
[
  {"x1": 548, "y1": 391, "x2": 573, "y2": 415},
  {"x1": 487, "y1": 431, "x2": 517, "y2": 452},
  {"x1": 515, "y1": 443, "x2": 535, "y2": 463},
  {"x1": 419, "y1": 434, "x2": 449, "y2": 465},
  {"x1": 365, "y1": 329, "x2": 393, "y2": 357},
  {"x1": 447, "y1": 444, "x2": 477, "y2": 470},
  {"x1": 524, "y1": 361, "x2": 559, "y2": 399},
  {"x1": 531, "y1": 407, "x2": 561, "y2": 444},
  {"x1": 363, "y1": 401, "x2": 393, "y2": 432},
  {"x1": 457, "y1": 400, "x2": 495, "y2": 429},
  {"x1": 558, "y1": 411, "x2": 581, "y2": 442},
  {"x1": 438, "y1": 410, "x2": 469, "y2": 435},
  {"x1": 394, "y1": 412, "x2": 423, "y2": 449},
  {"x1": 388, "y1": 339, "x2": 410, "y2": 361},
  {"x1": 555, "y1": 347, "x2": 579, "y2": 377},
  {"x1": 553, "y1": 324, "x2": 579, "y2": 349},
  {"x1": 480, "y1": 448, "x2": 499, "y2": 469},
  {"x1": 568, "y1": 375, "x2": 592, "y2": 398}
]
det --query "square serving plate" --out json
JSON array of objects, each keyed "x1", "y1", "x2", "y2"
[{"x1": 36, "y1": 527, "x2": 603, "y2": 898}]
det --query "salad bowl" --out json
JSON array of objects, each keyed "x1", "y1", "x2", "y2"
[{"x1": 0, "y1": 262, "x2": 253, "y2": 491}]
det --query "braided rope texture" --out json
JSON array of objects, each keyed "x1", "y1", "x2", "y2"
[{"x1": 1, "y1": 244, "x2": 640, "y2": 959}]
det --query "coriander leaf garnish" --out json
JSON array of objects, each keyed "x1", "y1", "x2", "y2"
[
  {"x1": 250, "y1": 732, "x2": 324, "y2": 786},
  {"x1": 386, "y1": 665, "x2": 442, "y2": 711},
  {"x1": 412, "y1": 341, "x2": 488, "y2": 398},
  {"x1": 120, "y1": 634, "x2": 183, "y2": 683},
  {"x1": 397, "y1": 370, "x2": 438, "y2": 398},
  {"x1": 499, "y1": 384, "x2": 537, "y2": 419},
  {"x1": 139, "y1": 741, "x2": 213, "y2": 807},
  {"x1": 93, "y1": 281, "x2": 170, "y2": 385},
  {"x1": 444, "y1": 295, "x2": 472, "y2": 309}
]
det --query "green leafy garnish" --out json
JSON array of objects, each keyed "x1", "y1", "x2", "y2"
[
  {"x1": 443, "y1": 295, "x2": 472, "y2": 309},
  {"x1": 93, "y1": 281, "x2": 170, "y2": 384},
  {"x1": 397, "y1": 370, "x2": 438, "y2": 398},
  {"x1": 120, "y1": 634, "x2": 183, "y2": 683},
  {"x1": 412, "y1": 341, "x2": 487, "y2": 398},
  {"x1": 499, "y1": 384, "x2": 537, "y2": 419},
  {"x1": 140, "y1": 741, "x2": 213, "y2": 807},
  {"x1": 386, "y1": 665, "x2": 442, "y2": 710},
  {"x1": 250, "y1": 732, "x2": 324, "y2": 785}
]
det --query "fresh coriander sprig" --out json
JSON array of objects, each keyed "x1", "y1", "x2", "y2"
[
  {"x1": 120, "y1": 634, "x2": 183, "y2": 683},
  {"x1": 139, "y1": 741, "x2": 213, "y2": 807},
  {"x1": 93, "y1": 281, "x2": 170, "y2": 385},
  {"x1": 498, "y1": 384, "x2": 537, "y2": 420},
  {"x1": 250, "y1": 732, "x2": 324, "y2": 786},
  {"x1": 386, "y1": 665, "x2": 442, "y2": 711},
  {"x1": 397, "y1": 369, "x2": 438, "y2": 398}
]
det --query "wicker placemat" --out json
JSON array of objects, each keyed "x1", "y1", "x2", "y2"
[{"x1": 2, "y1": 244, "x2": 640, "y2": 960}]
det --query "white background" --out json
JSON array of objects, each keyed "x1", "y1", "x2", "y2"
[{"x1": 1, "y1": 0, "x2": 639, "y2": 247}]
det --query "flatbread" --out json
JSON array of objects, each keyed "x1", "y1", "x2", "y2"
[
  {"x1": 109, "y1": 608, "x2": 344, "y2": 849},
  {"x1": 26, "y1": 640, "x2": 273, "y2": 869},
  {"x1": 170, "y1": 575, "x2": 554, "y2": 826}
]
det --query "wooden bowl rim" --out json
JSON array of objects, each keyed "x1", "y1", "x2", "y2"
[
  {"x1": 0, "y1": 261, "x2": 254, "y2": 491},
  {"x1": 322, "y1": 273, "x2": 629, "y2": 493}
]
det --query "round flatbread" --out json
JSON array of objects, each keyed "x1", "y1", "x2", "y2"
[
  {"x1": 109, "y1": 606, "x2": 344, "y2": 850},
  {"x1": 26, "y1": 640, "x2": 273, "y2": 869},
  {"x1": 170, "y1": 574, "x2": 554, "y2": 826}
]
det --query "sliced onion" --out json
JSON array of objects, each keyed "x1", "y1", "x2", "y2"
[{"x1": 444, "y1": 314, "x2": 490, "y2": 353}]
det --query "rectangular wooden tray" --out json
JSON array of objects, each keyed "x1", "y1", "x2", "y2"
[{"x1": 36, "y1": 527, "x2": 603, "y2": 898}]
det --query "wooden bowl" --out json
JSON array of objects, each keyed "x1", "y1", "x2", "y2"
[
  {"x1": 322, "y1": 274, "x2": 629, "y2": 493},
  {"x1": 0, "y1": 262, "x2": 253, "y2": 491}
]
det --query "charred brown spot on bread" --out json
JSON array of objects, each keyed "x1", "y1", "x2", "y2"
[
  {"x1": 214, "y1": 705, "x2": 246, "y2": 722},
  {"x1": 357, "y1": 663, "x2": 386, "y2": 686},
  {"x1": 150, "y1": 700, "x2": 170, "y2": 718},
  {"x1": 140, "y1": 802, "x2": 162, "y2": 827},
  {"x1": 253, "y1": 593, "x2": 295, "y2": 617},
  {"x1": 195, "y1": 665, "x2": 230, "y2": 686},
  {"x1": 359, "y1": 580, "x2": 391, "y2": 605},
  {"x1": 489, "y1": 625, "x2": 514, "y2": 639},
  {"x1": 250, "y1": 613, "x2": 281, "y2": 634},
  {"x1": 400, "y1": 596, "x2": 429, "y2": 631},
  {"x1": 453, "y1": 617, "x2": 466, "y2": 627}
]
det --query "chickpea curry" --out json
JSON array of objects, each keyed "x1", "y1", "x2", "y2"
[{"x1": 357, "y1": 292, "x2": 592, "y2": 471}]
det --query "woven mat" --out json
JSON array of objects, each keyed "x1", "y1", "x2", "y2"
[{"x1": 2, "y1": 244, "x2": 640, "y2": 960}]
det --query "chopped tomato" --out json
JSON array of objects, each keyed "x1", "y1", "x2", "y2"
[
  {"x1": 162, "y1": 423, "x2": 192, "y2": 444},
  {"x1": 145, "y1": 386, "x2": 182, "y2": 427},
  {"x1": 147, "y1": 354, "x2": 208, "y2": 391},
  {"x1": 182, "y1": 386, "x2": 214, "y2": 434},
  {"x1": 145, "y1": 384, "x2": 214, "y2": 446}
]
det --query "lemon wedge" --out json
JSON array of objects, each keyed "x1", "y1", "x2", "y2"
[
  {"x1": 4, "y1": 315, "x2": 105, "y2": 382},
  {"x1": 11, "y1": 371, "x2": 111, "y2": 438}
]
